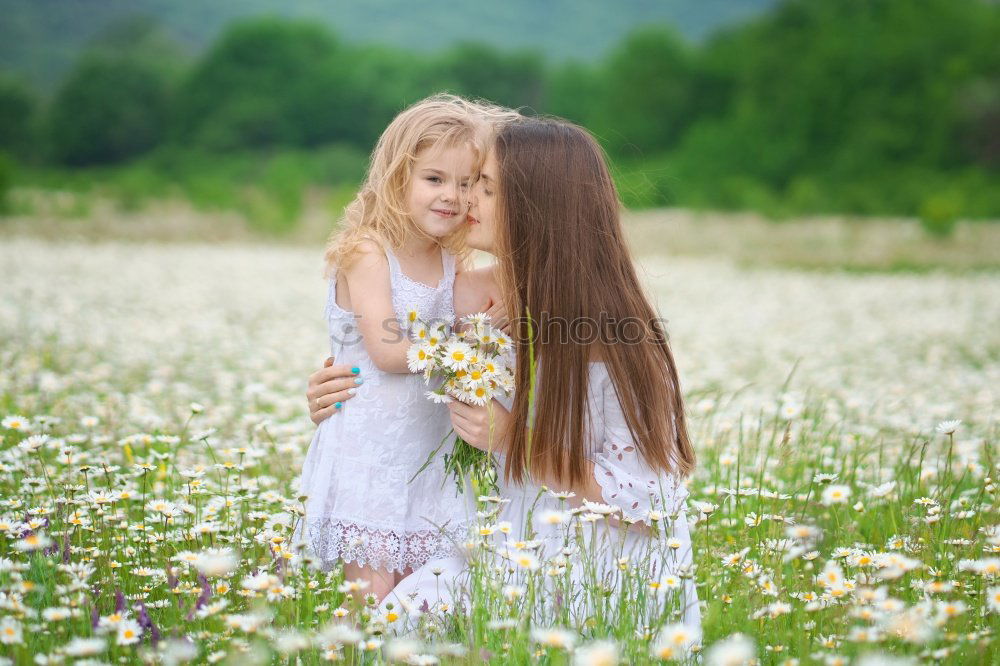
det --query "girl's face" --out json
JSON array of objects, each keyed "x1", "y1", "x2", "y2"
[
  {"x1": 407, "y1": 143, "x2": 475, "y2": 239},
  {"x1": 466, "y1": 149, "x2": 499, "y2": 253}
]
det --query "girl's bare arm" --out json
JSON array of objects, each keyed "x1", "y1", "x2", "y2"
[{"x1": 340, "y1": 241, "x2": 412, "y2": 374}]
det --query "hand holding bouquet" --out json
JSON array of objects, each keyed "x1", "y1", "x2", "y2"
[{"x1": 406, "y1": 310, "x2": 514, "y2": 494}]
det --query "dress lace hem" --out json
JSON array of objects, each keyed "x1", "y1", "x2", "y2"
[{"x1": 300, "y1": 518, "x2": 470, "y2": 574}]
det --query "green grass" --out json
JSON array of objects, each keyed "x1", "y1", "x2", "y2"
[{"x1": 1, "y1": 250, "x2": 998, "y2": 663}]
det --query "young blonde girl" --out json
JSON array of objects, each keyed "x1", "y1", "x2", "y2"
[{"x1": 295, "y1": 94, "x2": 492, "y2": 600}]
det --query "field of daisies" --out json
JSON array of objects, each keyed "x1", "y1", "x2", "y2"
[{"x1": 1, "y1": 236, "x2": 998, "y2": 665}]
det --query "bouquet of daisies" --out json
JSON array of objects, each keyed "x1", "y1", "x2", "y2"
[{"x1": 406, "y1": 310, "x2": 514, "y2": 495}]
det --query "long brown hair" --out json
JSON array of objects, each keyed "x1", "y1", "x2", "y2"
[{"x1": 494, "y1": 117, "x2": 696, "y2": 486}]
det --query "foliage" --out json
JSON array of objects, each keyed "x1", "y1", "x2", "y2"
[
  {"x1": 46, "y1": 55, "x2": 170, "y2": 166},
  {"x1": 0, "y1": 151, "x2": 13, "y2": 213},
  {"x1": 0, "y1": 75, "x2": 36, "y2": 161},
  {"x1": 5, "y1": 0, "x2": 1000, "y2": 224}
]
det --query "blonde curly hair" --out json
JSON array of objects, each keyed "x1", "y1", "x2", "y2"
[{"x1": 324, "y1": 93, "x2": 520, "y2": 275}]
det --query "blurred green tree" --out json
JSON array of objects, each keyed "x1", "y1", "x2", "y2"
[
  {"x1": 595, "y1": 26, "x2": 698, "y2": 156},
  {"x1": 173, "y1": 19, "x2": 365, "y2": 150},
  {"x1": 0, "y1": 75, "x2": 36, "y2": 161},
  {"x1": 434, "y1": 43, "x2": 545, "y2": 111},
  {"x1": 45, "y1": 15, "x2": 182, "y2": 166},
  {"x1": 48, "y1": 56, "x2": 170, "y2": 165},
  {"x1": 0, "y1": 151, "x2": 13, "y2": 213},
  {"x1": 544, "y1": 62, "x2": 606, "y2": 130}
]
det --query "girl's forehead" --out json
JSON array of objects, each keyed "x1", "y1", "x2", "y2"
[{"x1": 414, "y1": 140, "x2": 477, "y2": 168}]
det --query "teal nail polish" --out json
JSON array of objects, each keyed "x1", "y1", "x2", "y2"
[
  {"x1": 354, "y1": 377, "x2": 364, "y2": 385},
  {"x1": 351, "y1": 366, "x2": 360, "y2": 374},
  {"x1": 334, "y1": 402, "x2": 342, "y2": 409}
]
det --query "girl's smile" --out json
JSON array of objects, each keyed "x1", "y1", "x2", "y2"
[{"x1": 407, "y1": 144, "x2": 475, "y2": 238}]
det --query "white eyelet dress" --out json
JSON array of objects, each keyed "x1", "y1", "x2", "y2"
[
  {"x1": 295, "y1": 246, "x2": 474, "y2": 573},
  {"x1": 380, "y1": 361, "x2": 701, "y2": 633}
]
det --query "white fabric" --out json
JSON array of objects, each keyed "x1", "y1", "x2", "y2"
[
  {"x1": 381, "y1": 362, "x2": 701, "y2": 631},
  {"x1": 294, "y1": 246, "x2": 475, "y2": 573}
]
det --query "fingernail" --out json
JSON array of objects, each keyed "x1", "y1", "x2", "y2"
[
  {"x1": 354, "y1": 377, "x2": 364, "y2": 385},
  {"x1": 347, "y1": 388, "x2": 357, "y2": 395},
  {"x1": 334, "y1": 402, "x2": 342, "y2": 409},
  {"x1": 351, "y1": 366, "x2": 360, "y2": 374}
]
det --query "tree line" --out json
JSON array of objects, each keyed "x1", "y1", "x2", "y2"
[{"x1": 1, "y1": 0, "x2": 997, "y2": 224}]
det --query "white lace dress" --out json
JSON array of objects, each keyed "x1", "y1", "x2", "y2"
[
  {"x1": 295, "y1": 246, "x2": 474, "y2": 573},
  {"x1": 380, "y1": 361, "x2": 701, "y2": 630}
]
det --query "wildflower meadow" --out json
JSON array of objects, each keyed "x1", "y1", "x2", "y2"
[{"x1": 1, "y1": 237, "x2": 997, "y2": 664}]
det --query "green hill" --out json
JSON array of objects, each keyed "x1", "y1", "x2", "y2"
[{"x1": 0, "y1": 0, "x2": 774, "y2": 92}]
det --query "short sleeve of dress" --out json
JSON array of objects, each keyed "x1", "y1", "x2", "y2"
[{"x1": 588, "y1": 372, "x2": 689, "y2": 524}]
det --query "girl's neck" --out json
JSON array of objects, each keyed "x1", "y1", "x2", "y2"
[{"x1": 396, "y1": 235, "x2": 440, "y2": 260}]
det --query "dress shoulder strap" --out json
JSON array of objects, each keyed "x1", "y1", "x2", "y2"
[
  {"x1": 323, "y1": 272, "x2": 337, "y2": 320},
  {"x1": 441, "y1": 248, "x2": 457, "y2": 286},
  {"x1": 383, "y1": 246, "x2": 403, "y2": 278}
]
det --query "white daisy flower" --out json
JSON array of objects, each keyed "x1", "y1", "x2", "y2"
[
  {"x1": 63, "y1": 637, "x2": 106, "y2": 656},
  {"x1": 442, "y1": 341, "x2": 473, "y2": 371},
  {"x1": 573, "y1": 640, "x2": 619, "y2": 666},
  {"x1": 425, "y1": 390, "x2": 454, "y2": 404},
  {"x1": 821, "y1": 484, "x2": 851, "y2": 505},
  {"x1": 1, "y1": 415, "x2": 30, "y2": 431},
  {"x1": 0, "y1": 617, "x2": 23, "y2": 645},
  {"x1": 986, "y1": 585, "x2": 1000, "y2": 613},
  {"x1": 650, "y1": 622, "x2": 700, "y2": 659},
  {"x1": 406, "y1": 342, "x2": 435, "y2": 373},
  {"x1": 705, "y1": 632, "x2": 755, "y2": 666},
  {"x1": 935, "y1": 419, "x2": 961, "y2": 435},
  {"x1": 538, "y1": 510, "x2": 571, "y2": 525},
  {"x1": 193, "y1": 548, "x2": 239, "y2": 577},
  {"x1": 581, "y1": 500, "x2": 620, "y2": 516},
  {"x1": 410, "y1": 319, "x2": 429, "y2": 341},
  {"x1": 15, "y1": 532, "x2": 52, "y2": 552},
  {"x1": 494, "y1": 331, "x2": 512, "y2": 351},
  {"x1": 461, "y1": 312, "x2": 488, "y2": 329},
  {"x1": 463, "y1": 384, "x2": 490, "y2": 406},
  {"x1": 530, "y1": 627, "x2": 576, "y2": 650},
  {"x1": 116, "y1": 619, "x2": 143, "y2": 645}
]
